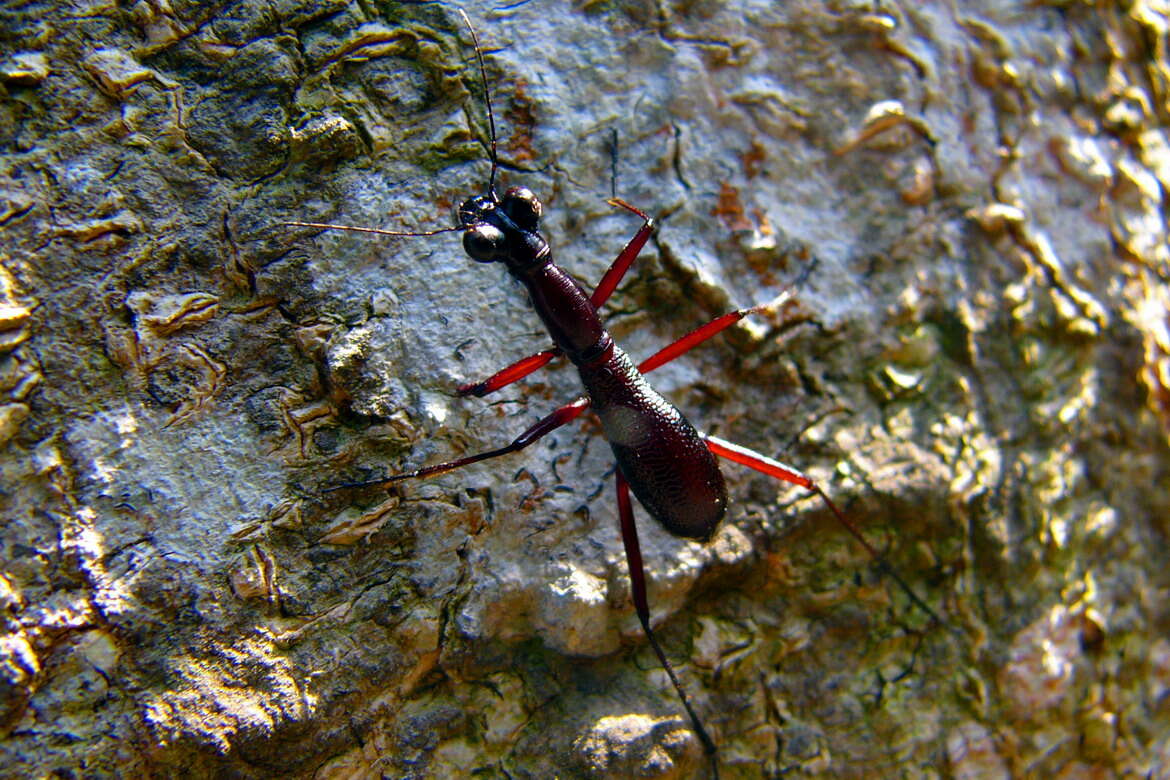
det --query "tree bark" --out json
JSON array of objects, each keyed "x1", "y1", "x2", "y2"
[{"x1": 1, "y1": 0, "x2": 1167, "y2": 776}]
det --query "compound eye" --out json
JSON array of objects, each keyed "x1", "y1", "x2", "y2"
[
  {"x1": 502, "y1": 186, "x2": 542, "y2": 230},
  {"x1": 457, "y1": 195, "x2": 494, "y2": 229},
  {"x1": 463, "y1": 224, "x2": 505, "y2": 262}
]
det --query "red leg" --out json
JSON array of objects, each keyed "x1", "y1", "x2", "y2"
[
  {"x1": 703, "y1": 434, "x2": 943, "y2": 626},
  {"x1": 457, "y1": 349, "x2": 561, "y2": 397},
  {"x1": 457, "y1": 198, "x2": 656, "y2": 398},
  {"x1": 638, "y1": 295, "x2": 791, "y2": 375},
  {"x1": 324, "y1": 397, "x2": 591, "y2": 492},
  {"x1": 590, "y1": 198, "x2": 655, "y2": 308},
  {"x1": 616, "y1": 470, "x2": 718, "y2": 766}
]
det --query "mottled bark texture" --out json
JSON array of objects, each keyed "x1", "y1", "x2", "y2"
[{"x1": 1, "y1": 0, "x2": 1167, "y2": 777}]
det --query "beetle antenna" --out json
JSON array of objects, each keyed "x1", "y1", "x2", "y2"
[
  {"x1": 457, "y1": 8, "x2": 499, "y2": 198},
  {"x1": 284, "y1": 220, "x2": 463, "y2": 237}
]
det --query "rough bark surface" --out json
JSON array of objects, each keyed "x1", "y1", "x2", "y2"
[{"x1": 1, "y1": 0, "x2": 1167, "y2": 777}]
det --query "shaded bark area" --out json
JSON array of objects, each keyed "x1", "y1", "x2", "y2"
[{"x1": 1, "y1": 0, "x2": 1167, "y2": 777}]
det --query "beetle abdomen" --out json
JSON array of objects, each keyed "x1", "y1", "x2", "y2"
[{"x1": 579, "y1": 347, "x2": 727, "y2": 541}]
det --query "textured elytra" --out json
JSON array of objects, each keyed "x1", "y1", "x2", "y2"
[{"x1": 581, "y1": 346, "x2": 727, "y2": 542}]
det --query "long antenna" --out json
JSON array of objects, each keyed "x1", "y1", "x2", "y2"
[
  {"x1": 284, "y1": 220, "x2": 461, "y2": 237},
  {"x1": 457, "y1": 8, "x2": 499, "y2": 197}
]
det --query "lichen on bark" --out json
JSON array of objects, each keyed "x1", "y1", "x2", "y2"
[{"x1": 1, "y1": 0, "x2": 1167, "y2": 777}]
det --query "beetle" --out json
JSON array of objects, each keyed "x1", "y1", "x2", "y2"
[{"x1": 289, "y1": 10, "x2": 941, "y2": 774}]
